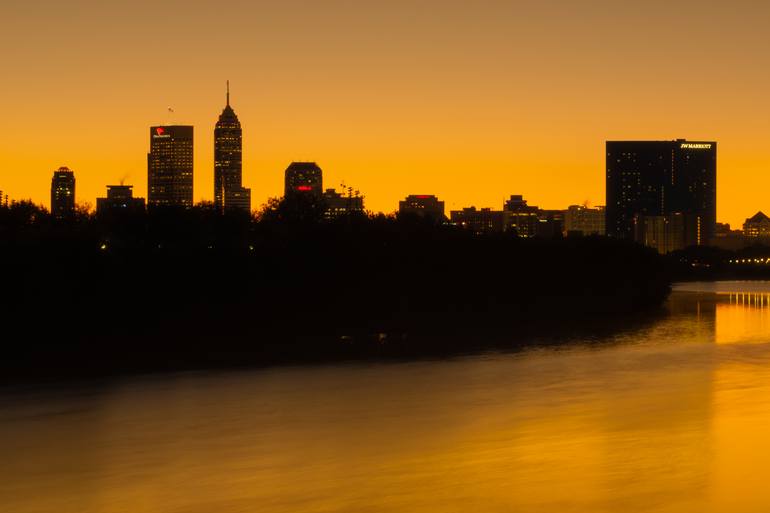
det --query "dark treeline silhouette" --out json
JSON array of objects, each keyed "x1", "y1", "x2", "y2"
[{"x1": 0, "y1": 198, "x2": 671, "y2": 379}]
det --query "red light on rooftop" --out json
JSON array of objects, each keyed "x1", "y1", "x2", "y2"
[
  {"x1": 415, "y1": 195, "x2": 432, "y2": 199},
  {"x1": 296, "y1": 185, "x2": 313, "y2": 192}
]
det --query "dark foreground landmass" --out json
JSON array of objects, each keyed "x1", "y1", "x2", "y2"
[
  {"x1": 668, "y1": 244, "x2": 770, "y2": 281},
  {"x1": 0, "y1": 200, "x2": 671, "y2": 381}
]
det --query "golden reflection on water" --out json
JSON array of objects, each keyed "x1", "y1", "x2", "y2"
[
  {"x1": 6, "y1": 286, "x2": 770, "y2": 512},
  {"x1": 717, "y1": 292, "x2": 770, "y2": 344}
]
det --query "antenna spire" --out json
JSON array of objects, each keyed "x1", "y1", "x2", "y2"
[{"x1": 226, "y1": 80, "x2": 230, "y2": 106}]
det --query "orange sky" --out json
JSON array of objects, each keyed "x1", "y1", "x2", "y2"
[{"x1": 2, "y1": 0, "x2": 769, "y2": 228}]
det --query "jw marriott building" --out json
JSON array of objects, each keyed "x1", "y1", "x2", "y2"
[
  {"x1": 606, "y1": 140, "x2": 716, "y2": 252},
  {"x1": 147, "y1": 125, "x2": 194, "y2": 207}
]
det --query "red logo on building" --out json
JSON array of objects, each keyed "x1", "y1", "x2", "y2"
[
  {"x1": 155, "y1": 127, "x2": 165, "y2": 136},
  {"x1": 296, "y1": 185, "x2": 313, "y2": 192}
]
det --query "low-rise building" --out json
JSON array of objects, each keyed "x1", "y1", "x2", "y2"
[
  {"x1": 565, "y1": 205, "x2": 605, "y2": 236},
  {"x1": 450, "y1": 207, "x2": 506, "y2": 234},
  {"x1": 398, "y1": 195, "x2": 445, "y2": 221},
  {"x1": 743, "y1": 212, "x2": 770, "y2": 239},
  {"x1": 96, "y1": 185, "x2": 146, "y2": 216},
  {"x1": 323, "y1": 188, "x2": 364, "y2": 220},
  {"x1": 503, "y1": 195, "x2": 540, "y2": 237}
]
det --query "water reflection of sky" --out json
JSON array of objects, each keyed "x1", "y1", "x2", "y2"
[{"x1": 673, "y1": 282, "x2": 770, "y2": 345}]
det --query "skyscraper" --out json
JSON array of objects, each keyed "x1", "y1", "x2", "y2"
[
  {"x1": 50, "y1": 166, "x2": 75, "y2": 218},
  {"x1": 285, "y1": 162, "x2": 323, "y2": 198},
  {"x1": 606, "y1": 140, "x2": 716, "y2": 246},
  {"x1": 147, "y1": 125, "x2": 194, "y2": 207},
  {"x1": 214, "y1": 82, "x2": 250, "y2": 212}
]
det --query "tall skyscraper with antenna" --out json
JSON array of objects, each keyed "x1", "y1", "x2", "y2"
[{"x1": 214, "y1": 81, "x2": 250, "y2": 212}]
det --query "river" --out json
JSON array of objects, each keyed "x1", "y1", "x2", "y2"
[{"x1": 3, "y1": 282, "x2": 770, "y2": 512}]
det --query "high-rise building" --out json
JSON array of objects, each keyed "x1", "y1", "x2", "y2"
[
  {"x1": 148, "y1": 125, "x2": 194, "y2": 207},
  {"x1": 398, "y1": 195, "x2": 445, "y2": 221},
  {"x1": 96, "y1": 185, "x2": 146, "y2": 215},
  {"x1": 606, "y1": 140, "x2": 716, "y2": 246},
  {"x1": 565, "y1": 205, "x2": 606, "y2": 236},
  {"x1": 214, "y1": 82, "x2": 250, "y2": 213},
  {"x1": 285, "y1": 162, "x2": 323, "y2": 198},
  {"x1": 51, "y1": 166, "x2": 75, "y2": 218}
]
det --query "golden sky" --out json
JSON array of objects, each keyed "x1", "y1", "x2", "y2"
[{"x1": 2, "y1": 0, "x2": 769, "y2": 228}]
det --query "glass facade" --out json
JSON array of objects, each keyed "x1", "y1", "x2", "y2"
[
  {"x1": 606, "y1": 140, "x2": 716, "y2": 246},
  {"x1": 148, "y1": 125, "x2": 194, "y2": 207},
  {"x1": 214, "y1": 86, "x2": 250, "y2": 213}
]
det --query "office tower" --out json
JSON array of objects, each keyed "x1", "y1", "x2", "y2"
[
  {"x1": 565, "y1": 205, "x2": 606, "y2": 236},
  {"x1": 398, "y1": 195, "x2": 446, "y2": 221},
  {"x1": 214, "y1": 82, "x2": 250, "y2": 212},
  {"x1": 96, "y1": 185, "x2": 146, "y2": 215},
  {"x1": 322, "y1": 188, "x2": 364, "y2": 220},
  {"x1": 51, "y1": 166, "x2": 75, "y2": 218},
  {"x1": 285, "y1": 162, "x2": 323, "y2": 198},
  {"x1": 147, "y1": 125, "x2": 194, "y2": 207},
  {"x1": 606, "y1": 140, "x2": 716, "y2": 245}
]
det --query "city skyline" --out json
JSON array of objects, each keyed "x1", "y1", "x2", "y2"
[
  {"x1": 0, "y1": 114, "x2": 759, "y2": 234},
  {"x1": 4, "y1": 0, "x2": 770, "y2": 230}
]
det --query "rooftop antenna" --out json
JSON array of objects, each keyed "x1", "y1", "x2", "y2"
[{"x1": 226, "y1": 80, "x2": 230, "y2": 107}]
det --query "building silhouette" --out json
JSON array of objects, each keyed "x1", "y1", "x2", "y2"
[
  {"x1": 536, "y1": 209, "x2": 564, "y2": 238},
  {"x1": 148, "y1": 125, "x2": 194, "y2": 208},
  {"x1": 323, "y1": 188, "x2": 364, "y2": 220},
  {"x1": 711, "y1": 222, "x2": 746, "y2": 250},
  {"x1": 565, "y1": 205, "x2": 605, "y2": 236},
  {"x1": 634, "y1": 213, "x2": 689, "y2": 254},
  {"x1": 503, "y1": 195, "x2": 539, "y2": 237},
  {"x1": 743, "y1": 212, "x2": 770, "y2": 239},
  {"x1": 450, "y1": 207, "x2": 506, "y2": 234},
  {"x1": 51, "y1": 166, "x2": 75, "y2": 218},
  {"x1": 96, "y1": 185, "x2": 145, "y2": 215},
  {"x1": 450, "y1": 196, "x2": 563, "y2": 237},
  {"x1": 285, "y1": 162, "x2": 323, "y2": 198},
  {"x1": 214, "y1": 82, "x2": 250, "y2": 212},
  {"x1": 398, "y1": 195, "x2": 445, "y2": 221},
  {"x1": 606, "y1": 140, "x2": 717, "y2": 247}
]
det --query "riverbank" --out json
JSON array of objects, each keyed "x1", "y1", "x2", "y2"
[{"x1": 1, "y1": 212, "x2": 671, "y2": 381}]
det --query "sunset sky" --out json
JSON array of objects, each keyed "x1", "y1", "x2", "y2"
[{"x1": 2, "y1": 0, "x2": 770, "y2": 228}]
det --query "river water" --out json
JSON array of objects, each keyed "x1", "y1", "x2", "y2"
[{"x1": 5, "y1": 282, "x2": 770, "y2": 512}]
